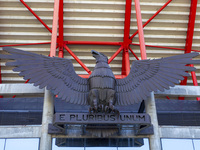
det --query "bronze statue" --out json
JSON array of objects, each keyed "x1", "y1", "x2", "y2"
[
  {"x1": 89, "y1": 50, "x2": 116, "y2": 113},
  {"x1": 1, "y1": 47, "x2": 200, "y2": 113}
]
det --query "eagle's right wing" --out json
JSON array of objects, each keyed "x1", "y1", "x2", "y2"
[
  {"x1": 1, "y1": 47, "x2": 89, "y2": 105},
  {"x1": 116, "y1": 52, "x2": 200, "y2": 105}
]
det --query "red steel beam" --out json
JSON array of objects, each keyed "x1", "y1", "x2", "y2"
[
  {"x1": 58, "y1": 50, "x2": 63, "y2": 59},
  {"x1": 180, "y1": 0, "x2": 198, "y2": 83},
  {"x1": 121, "y1": 49, "x2": 130, "y2": 76},
  {"x1": 134, "y1": 0, "x2": 147, "y2": 60},
  {"x1": 12, "y1": 0, "x2": 59, "y2": 98},
  {"x1": 50, "y1": 0, "x2": 60, "y2": 57},
  {"x1": 20, "y1": 0, "x2": 52, "y2": 33},
  {"x1": 64, "y1": 45, "x2": 91, "y2": 74},
  {"x1": 58, "y1": 0, "x2": 64, "y2": 58},
  {"x1": 130, "y1": 0, "x2": 172, "y2": 40},
  {"x1": 66, "y1": 41, "x2": 121, "y2": 46},
  {"x1": 108, "y1": 46, "x2": 124, "y2": 64},
  {"x1": 12, "y1": 0, "x2": 60, "y2": 98},
  {"x1": 123, "y1": 0, "x2": 132, "y2": 48},
  {"x1": 185, "y1": 0, "x2": 198, "y2": 54},
  {"x1": 59, "y1": 41, "x2": 199, "y2": 55},
  {"x1": 67, "y1": 41, "x2": 124, "y2": 64},
  {"x1": 121, "y1": 0, "x2": 132, "y2": 76},
  {"x1": 190, "y1": 64, "x2": 198, "y2": 86},
  {"x1": 134, "y1": 1, "x2": 172, "y2": 100},
  {"x1": 131, "y1": 43, "x2": 200, "y2": 52},
  {"x1": 50, "y1": 0, "x2": 60, "y2": 99},
  {"x1": 0, "y1": 42, "x2": 51, "y2": 47},
  {"x1": 179, "y1": 0, "x2": 199, "y2": 100},
  {"x1": 129, "y1": 46, "x2": 139, "y2": 60}
]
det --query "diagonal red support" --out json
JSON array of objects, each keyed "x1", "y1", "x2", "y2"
[
  {"x1": 67, "y1": 41, "x2": 124, "y2": 65},
  {"x1": 134, "y1": 0, "x2": 147, "y2": 60},
  {"x1": 108, "y1": 46, "x2": 124, "y2": 64},
  {"x1": 129, "y1": 46, "x2": 139, "y2": 60},
  {"x1": 130, "y1": 0, "x2": 172, "y2": 40},
  {"x1": 64, "y1": 45, "x2": 91, "y2": 74},
  {"x1": 20, "y1": 0, "x2": 52, "y2": 33}
]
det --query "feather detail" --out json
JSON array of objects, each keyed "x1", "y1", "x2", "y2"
[
  {"x1": 116, "y1": 52, "x2": 200, "y2": 105},
  {"x1": 2, "y1": 47, "x2": 89, "y2": 105}
]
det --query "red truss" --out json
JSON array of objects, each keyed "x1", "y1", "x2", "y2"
[{"x1": 0, "y1": 0, "x2": 199, "y2": 100}]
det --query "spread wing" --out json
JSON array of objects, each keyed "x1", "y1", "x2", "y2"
[
  {"x1": 116, "y1": 52, "x2": 200, "y2": 105},
  {"x1": 1, "y1": 47, "x2": 89, "y2": 105}
]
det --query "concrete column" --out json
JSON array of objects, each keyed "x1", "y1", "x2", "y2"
[
  {"x1": 145, "y1": 92, "x2": 161, "y2": 150},
  {"x1": 40, "y1": 88, "x2": 54, "y2": 150}
]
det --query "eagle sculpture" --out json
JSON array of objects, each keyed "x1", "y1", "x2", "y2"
[{"x1": 1, "y1": 47, "x2": 200, "y2": 113}]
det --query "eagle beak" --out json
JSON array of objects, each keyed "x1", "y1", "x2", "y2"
[{"x1": 91, "y1": 50, "x2": 99, "y2": 58}]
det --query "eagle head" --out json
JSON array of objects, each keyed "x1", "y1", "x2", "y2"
[{"x1": 91, "y1": 50, "x2": 108, "y2": 63}]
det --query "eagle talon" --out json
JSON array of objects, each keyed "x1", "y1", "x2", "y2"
[
  {"x1": 113, "y1": 108, "x2": 120, "y2": 115},
  {"x1": 88, "y1": 108, "x2": 92, "y2": 114},
  {"x1": 98, "y1": 104, "x2": 104, "y2": 113},
  {"x1": 94, "y1": 107, "x2": 98, "y2": 113},
  {"x1": 105, "y1": 106, "x2": 109, "y2": 113},
  {"x1": 89, "y1": 106, "x2": 98, "y2": 114},
  {"x1": 109, "y1": 105, "x2": 115, "y2": 111}
]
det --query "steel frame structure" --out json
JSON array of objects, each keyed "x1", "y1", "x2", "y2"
[{"x1": 0, "y1": 0, "x2": 199, "y2": 99}]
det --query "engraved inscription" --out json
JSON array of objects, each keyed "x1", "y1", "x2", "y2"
[{"x1": 55, "y1": 113, "x2": 149, "y2": 125}]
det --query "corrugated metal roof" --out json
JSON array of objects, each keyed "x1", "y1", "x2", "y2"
[{"x1": 0, "y1": 0, "x2": 200, "y2": 86}]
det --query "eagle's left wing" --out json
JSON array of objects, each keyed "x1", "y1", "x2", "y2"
[
  {"x1": 1, "y1": 47, "x2": 89, "y2": 105},
  {"x1": 116, "y1": 52, "x2": 200, "y2": 105}
]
